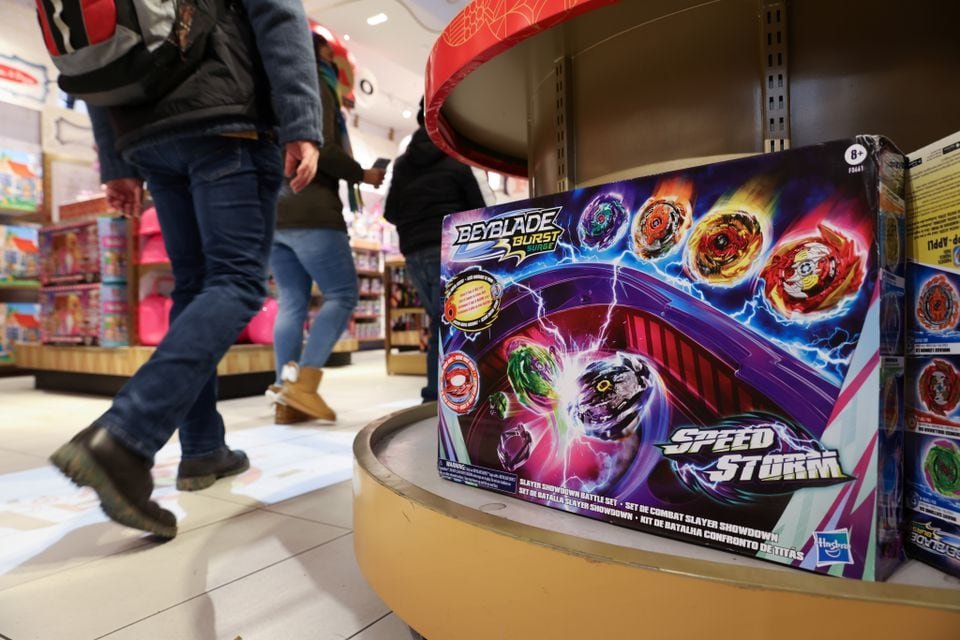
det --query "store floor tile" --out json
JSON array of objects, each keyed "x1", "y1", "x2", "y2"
[
  {"x1": 96, "y1": 534, "x2": 388, "y2": 640},
  {"x1": 0, "y1": 509, "x2": 349, "y2": 639},
  {"x1": 353, "y1": 613, "x2": 421, "y2": 640},
  {"x1": 0, "y1": 350, "x2": 424, "y2": 639},
  {"x1": 261, "y1": 477, "x2": 355, "y2": 530}
]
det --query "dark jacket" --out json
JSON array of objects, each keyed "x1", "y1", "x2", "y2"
[
  {"x1": 89, "y1": 0, "x2": 321, "y2": 182},
  {"x1": 276, "y1": 63, "x2": 363, "y2": 231},
  {"x1": 384, "y1": 127, "x2": 486, "y2": 255}
]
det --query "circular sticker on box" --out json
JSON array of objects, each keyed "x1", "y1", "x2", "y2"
[
  {"x1": 441, "y1": 351, "x2": 480, "y2": 414},
  {"x1": 443, "y1": 268, "x2": 503, "y2": 333},
  {"x1": 844, "y1": 143, "x2": 868, "y2": 166}
]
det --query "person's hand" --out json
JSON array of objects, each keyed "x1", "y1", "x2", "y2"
[
  {"x1": 363, "y1": 168, "x2": 386, "y2": 188},
  {"x1": 104, "y1": 178, "x2": 143, "y2": 217},
  {"x1": 284, "y1": 141, "x2": 320, "y2": 193}
]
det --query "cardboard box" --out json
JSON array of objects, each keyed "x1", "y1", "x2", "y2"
[
  {"x1": 39, "y1": 217, "x2": 127, "y2": 285},
  {"x1": 40, "y1": 283, "x2": 128, "y2": 347},
  {"x1": 0, "y1": 303, "x2": 40, "y2": 363},
  {"x1": 439, "y1": 136, "x2": 906, "y2": 580},
  {"x1": 1, "y1": 225, "x2": 39, "y2": 281},
  {"x1": 905, "y1": 129, "x2": 960, "y2": 576}
]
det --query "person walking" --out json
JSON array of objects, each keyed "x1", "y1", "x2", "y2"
[
  {"x1": 44, "y1": 1, "x2": 323, "y2": 539},
  {"x1": 269, "y1": 33, "x2": 385, "y2": 425},
  {"x1": 384, "y1": 102, "x2": 487, "y2": 403}
]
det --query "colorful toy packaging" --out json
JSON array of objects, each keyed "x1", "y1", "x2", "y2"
[
  {"x1": 1, "y1": 225, "x2": 39, "y2": 281},
  {"x1": 39, "y1": 217, "x2": 127, "y2": 285},
  {"x1": 40, "y1": 283, "x2": 129, "y2": 347},
  {"x1": 0, "y1": 303, "x2": 40, "y2": 363},
  {"x1": 905, "y1": 130, "x2": 960, "y2": 578},
  {"x1": 439, "y1": 136, "x2": 906, "y2": 581}
]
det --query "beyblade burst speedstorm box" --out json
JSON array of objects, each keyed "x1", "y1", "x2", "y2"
[
  {"x1": 438, "y1": 136, "x2": 907, "y2": 581},
  {"x1": 905, "y1": 130, "x2": 960, "y2": 577}
]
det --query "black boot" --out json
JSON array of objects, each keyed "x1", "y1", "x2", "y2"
[
  {"x1": 50, "y1": 425, "x2": 177, "y2": 539},
  {"x1": 176, "y1": 447, "x2": 250, "y2": 491}
]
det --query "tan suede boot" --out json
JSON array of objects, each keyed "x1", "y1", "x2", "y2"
[
  {"x1": 274, "y1": 402, "x2": 312, "y2": 425},
  {"x1": 278, "y1": 362, "x2": 336, "y2": 422}
]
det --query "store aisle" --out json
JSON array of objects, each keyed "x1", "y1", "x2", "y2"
[{"x1": 0, "y1": 351, "x2": 423, "y2": 640}]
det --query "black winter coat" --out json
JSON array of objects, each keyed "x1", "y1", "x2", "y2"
[{"x1": 384, "y1": 127, "x2": 486, "y2": 255}]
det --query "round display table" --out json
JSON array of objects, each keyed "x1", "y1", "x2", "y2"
[{"x1": 353, "y1": 406, "x2": 960, "y2": 640}]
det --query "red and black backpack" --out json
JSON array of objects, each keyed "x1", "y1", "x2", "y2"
[{"x1": 35, "y1": 0, "x2": 221, "y2": 106}]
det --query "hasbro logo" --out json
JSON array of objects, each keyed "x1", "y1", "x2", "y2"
[{"x1": 813, "y1": 529, "x2": 854, "y2": 567}]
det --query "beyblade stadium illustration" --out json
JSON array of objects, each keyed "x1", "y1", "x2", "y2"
[
  {"x1": 760, "y1": 224, "x2": 865, "y2": 321},
  {"x1": 916, "y1": 274, "x2": 960, "y2": 332}
]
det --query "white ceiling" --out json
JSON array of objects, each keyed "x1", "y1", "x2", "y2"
[{"x1": 304, "y1": 0, "x2": 471, "y2": 137}]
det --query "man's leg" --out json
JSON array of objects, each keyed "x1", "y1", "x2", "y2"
[
  {"x1": 404, "y1": 247, "x2": 442, "y2": 402},
  {"x1": 51, "y1": 136, "x2": 283, "y2": 536}
]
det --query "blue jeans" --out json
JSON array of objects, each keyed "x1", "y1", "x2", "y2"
[
  {"x1": 404, "y1": 246, "x2": 441, "y2": 401},
  {"x1": 271, "y1": 228, "x2": 358, "y2": 378},
  {"x1": 97, "y1": 135, "x2": 282, "y2": 460}
]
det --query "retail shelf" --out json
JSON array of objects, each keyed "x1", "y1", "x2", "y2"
[
  {"x1": 389, "y1": 332, "x2": 421, "y2": 348},
  {"x1": 385, "y1": 351, "x2": 427, "y2": 376},
  {"x1": 358, "y1": 292, "x2": 383, "y2": 299},
  {"x1": 354, "y1": 407, "x2": 960, "y2": 640},
  {"x1": 15, "y1": 343, "x2": 275, "y2": 377},
  {"x1": 353, "y1": 314, "x2": 380, "y2": 321},
  {"x1": 136, "y1": 261, "x2": 172, "y2": 272},
  {"x1": 334, "y1": 338, "x2": 359, "y2": 352},
  {"x1": 355, "y1": 269, "x2": 383, "y2": 278},
  {"x1": 390, "y1": 307, "x2": 424, "y2": 317},
  {"x1": 358, "y1": 337, "x2": 384, "y2": 343},
  {"x1": 350, "y1": 239, "x2": 382, "y2": 252},
  {"x1": 425, "y1": 0, "x2": 960, "y2": 190},
  {"x1": 0, "y1": 280, "x2": 40, "y2": 290}
]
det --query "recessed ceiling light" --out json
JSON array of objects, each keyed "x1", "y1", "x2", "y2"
[
  {"x1": 402, "y1": 110, "x2": 412, "y2": 119},
  {"x1": 343, "y1": 34, "x2": 350, "y2": 41},
  {"x1": 366, "y1": 13, "x2": 388, "y2": 26}
]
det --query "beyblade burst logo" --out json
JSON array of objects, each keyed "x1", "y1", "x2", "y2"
[
  {"x1": 452, "y1": 207, "x2": 564, "y2": 264},
  {"x1": 657, "y1": 415, "x2": 850, "y2": 503}
]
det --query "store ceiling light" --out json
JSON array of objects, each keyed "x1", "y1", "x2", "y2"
[
  {"x1": 366, "y1": 13, "x2": 388, "y2": 26},
  {"x1": 343, "y1": 34, "x2": 351, "y2": 41},
  {"x1": 402, "y1": 109, "x2": 412, "y2": 119}
]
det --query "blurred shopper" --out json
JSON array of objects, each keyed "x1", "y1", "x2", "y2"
[
  {"x1": 44, "y1": 1, "x2": 322, "y2": 539},
  {"x1": 384, "y1": 101, "x2": 486, "y2": 403},
  {"x1": 270, "y1": 33, "x2": 385, "y2": 425}
]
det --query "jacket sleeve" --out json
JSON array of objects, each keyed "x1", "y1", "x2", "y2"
[
  {"x1": 315, "y1": 81, "x2": 364, "y2": 183},
  {"x1": 240, "y1": 0, "x2": 322, "y2": 145},
  {"x1": 88, "y1": 106, "x2": 141, "y2": 182}
]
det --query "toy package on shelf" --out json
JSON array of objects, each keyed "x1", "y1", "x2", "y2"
[
  {"x1": 40, "y1": 283, "x2": 129, "y2": 347},
  {"x1": 1, "y1": 225, "x2": 39, "y2": 281},
  {"x1": 905, "y1": 129, "x2": 960, "y2": 577},
  {"x1": 39, "y1": 217, "x2": 128, "y2": 285},
  {"x1": 439, "y1": 136, "x2": 906, "y2": 581},
  {"x1": 0, "y1": 303, "x2": 40, "y2": 363}
]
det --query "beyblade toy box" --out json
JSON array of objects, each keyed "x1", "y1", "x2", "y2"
[
  {"x1": 438, "y1": 136, "x2": 907, "y2": 580},
  {"x1": 905, "y1": 130, "x2": 960, "y2": 576}
]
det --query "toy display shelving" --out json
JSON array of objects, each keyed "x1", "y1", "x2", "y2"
[
  {"x1": 15, "y1": 197, "x2": 278, "y2": 397},
  {"x1": 355, "y1": 0, "x2": 960, "y2": 637},
  {"x1": 351, "y1": 239, "x2": 385, "y2": 350},
  {"x1": 383, "y1": 257, "x2": 427, "y2": 375}
]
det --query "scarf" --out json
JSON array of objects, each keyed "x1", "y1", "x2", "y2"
[{"x1": 318, "y1": 60, "x2": 361, "y2": 212}]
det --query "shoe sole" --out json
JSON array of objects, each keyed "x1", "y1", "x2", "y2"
[
  {"x1": 175, "y1": 457, "x2": 251, "y2": 492},
  {"x1": 277, "y1": 395, "x2": 336, "y2": 424},
  {"x1": 50, "y1": 443, "x2": 177, "y2": 539}
]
